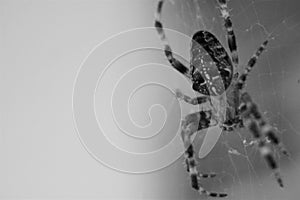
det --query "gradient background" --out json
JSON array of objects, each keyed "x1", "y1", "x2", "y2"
[{"x1": 1, "y1": 0, "x2": 300, "y2": 199}]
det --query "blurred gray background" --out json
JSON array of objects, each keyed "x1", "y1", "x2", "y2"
[{"x1": 1, "y1": 0, "x2": 300, "y2": 199}]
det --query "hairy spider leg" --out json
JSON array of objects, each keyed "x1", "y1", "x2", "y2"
[
  {"x1": 241, "y1": 93, "x2": 289, "y2": 156},
  {"x1": 216, "y1": 0, "x2": 241, "y2": 117},
  {"x1": 154, "y1": 0, "x2": 190, "y2": 78},
  {"x1": 217, "y1": 0, "x2": 239, "y2": 70},
  {"x1": 240, "y1": 92, "x2": 285, "y2": 188},
  {"x1": 175, "y1": 89, "x2": 210, "y2": 105},
  {"x1": 198, "y1": 173, "x2": 217, "y2": 178},
  {"x1": 175, "y1": 89, "x2": 220, "y2": 173},
  {"x1": 181, "y1": 111, "x2": 228, "y2": 197},
  {"x1": 237, "y1": 40, "x2": 269, "y2": 90}
]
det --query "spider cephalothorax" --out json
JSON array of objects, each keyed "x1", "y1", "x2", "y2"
[{"x1": 155, "y1": 0, "x2": 288, "y2": 198}]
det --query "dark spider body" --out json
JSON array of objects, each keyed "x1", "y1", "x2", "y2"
[
  {"x1": 191, "y1": 30, "x2": 233, "y2": 96},
  {"x1": 190, "y1": 30, "x2": 239, "y2": 128},
  {"x1": 154, "y1": 0, "x2": 288, "y2": 198}
]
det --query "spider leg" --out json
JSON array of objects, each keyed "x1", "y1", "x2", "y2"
[
  {"x1": 154, "y1": 0, "x2": 191, "y2": 78},
  {"x1": 181, "y1": 111, "x2": 227, "y2": 197},
  {"x1": 198, "y1": 172, "x2": 217, "y2": 178},
  {"x1": 175, "y1": 89, "x2": 210, "y2": 105},
  {"x1": 217, "y1": 0, "x2": 239, "y2": 70},
  {"x1": 240, "y1": 92, "x2": 288, "y2": 187},
  {"x1": 240, "y1": 93, "x2": 289, "y2": 156},
  {"x1": 237, "y1": 39, "x2": 269, "y2": 90}
]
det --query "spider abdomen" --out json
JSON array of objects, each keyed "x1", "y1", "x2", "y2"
[{"x1": 191, "y1": 30, "x2": 233, "y2": 96}]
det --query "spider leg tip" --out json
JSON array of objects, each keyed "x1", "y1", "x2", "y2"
[
  {"x1": 208, "y1": 192, "x2": 228, "y2": 198},
  {"x1": 281, "y1": 148, "x2": 290, "y2": 157},
  {"x1": 279, "y1": 181, "x2": 284, "y2": 188},
  {"x1": 274, "y1": 172, "x2": 284, "y2": 188},
  {"x1": 220, "y1": 193, "x2": 228, "y2": 198}
]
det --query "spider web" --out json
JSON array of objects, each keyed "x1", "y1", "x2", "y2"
[{"x1": 162, "y1": 0, "x2": 300, "y2": 199}]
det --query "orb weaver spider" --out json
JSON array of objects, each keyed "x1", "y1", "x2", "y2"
[{"x1": 154, "y1": 0, "x2": 289, "y2": 197}]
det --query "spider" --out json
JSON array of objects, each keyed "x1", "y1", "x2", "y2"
[{"x1": 154, "y1": 0, "x2": 289, "y2": 198}]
